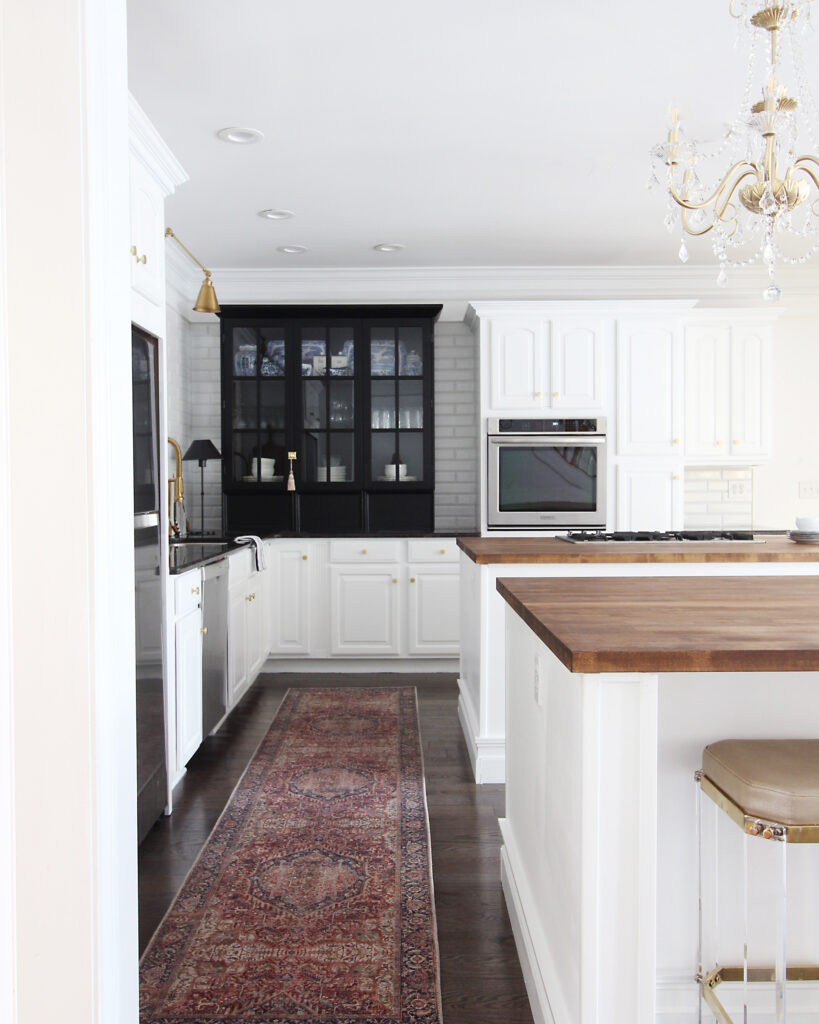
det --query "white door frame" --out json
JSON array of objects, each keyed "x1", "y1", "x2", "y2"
[{"x1": 0, "y1": 1, "x2": 137, "y2": 1022}]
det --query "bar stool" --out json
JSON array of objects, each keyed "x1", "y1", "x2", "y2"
[{"x1": 696, "y1": 739, "x2": 819, "y2": 1023}]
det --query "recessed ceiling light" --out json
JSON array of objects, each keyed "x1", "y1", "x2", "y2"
[
  {"x1": 258, "y1": 209, "x2": 294, "y2": 220},
  {"x1": 216, "y1": 126, "x2": 264, "y2": 144},
  {"x1": 277, "y1": 245, "x2": 308, "y2": 254},
  {"x1": 373, "y1": 242, "x2": 405, "y2": 253}
]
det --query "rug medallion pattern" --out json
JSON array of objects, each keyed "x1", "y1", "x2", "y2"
[{"x1": 139, "y1": 687, "x2": 442, "y2": 1023}]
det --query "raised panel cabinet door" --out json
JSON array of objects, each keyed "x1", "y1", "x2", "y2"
[
  {"x1": 129, "y1": 155, "x2": 164, "y2": 307},
  {"x1": 616, "y1": 462, "x2": 683, "y2": 531},
  {"x1": 730, "y1": 326, "x2": 771, "y2": 459},
  {"x1": 685, "y1": 325, "x2": 731, "y2": 457},
  {"x1": 406, "y1": 567, "x2": 460, "y2": 656},
  {"x1": 488, "y1": 318, "x2": 549, "y2": 410},
  {"x1": 227, "y1": 583, "x2": 248, "y2": 707},
  {"x1": 269, "y1": 548, "x2": 311, "y2": 655},
  {"x1": 550, "y1": 319, "x2": 606, "y2": 410},
  {"x1": 175, "y1": 608, "x2": 203, "y2": 768},
  {"x1": 246, "y1": 581, "x2": 264, "y2": 678},
  {"x1": 329, "y1": 566, "x2": 401, "y2": 655},
  {"x1": 616, "y1": 321, "x2": 683, "y2": 456}
]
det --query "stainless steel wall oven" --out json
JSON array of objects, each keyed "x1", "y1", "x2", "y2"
[{"x1": 486, "y1": 417, "x2": 607, "y2": 530}]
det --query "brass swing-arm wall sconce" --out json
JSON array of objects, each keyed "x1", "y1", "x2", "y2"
[{"x1": 164, "y1": 226, "x2": 220, "y2": 314}]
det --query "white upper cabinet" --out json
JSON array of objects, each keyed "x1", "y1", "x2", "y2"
[
  {"x1": 488, "y1": 318, "x2": 549, "y2": 410},
  {"x1": 550, "y1": 319, "x2": 606, "y2": 410},
  {"x1": 730, "y1": 324, "x2": 771, "y2": 459},
  {"x1": 128, "y1": 95, "x2": 187, "y2": 337},
  {"x1": 685, "y1": 325, "x2": 731, "y2": 457},
  {"x1": 684, "y1": 321, "x2": 771, "y2": 462},
  {"x1": 616, "y1": 320, "x2": 683, "y2": 456},
  {"x1": 616, "y1": 462, "x2": 683, "y2": 531}
]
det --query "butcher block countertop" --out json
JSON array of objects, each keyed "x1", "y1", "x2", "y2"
[
  {"x1": 458, "y1": 535, "x2": 819, "y2": 564},
  {"x1": 496, "y1": 575, "x2": 819, "y2": 673}
]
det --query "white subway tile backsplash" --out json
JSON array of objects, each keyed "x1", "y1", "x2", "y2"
[{"x1": 684, "y1": 466, "x2": 753, "y2": 529}]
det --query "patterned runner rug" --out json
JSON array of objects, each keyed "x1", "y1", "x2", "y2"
[{"x1": 140, "y1": 687, "x2": 442, "y2": 1023}]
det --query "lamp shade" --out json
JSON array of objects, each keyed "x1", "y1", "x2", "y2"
[
  {"x1": 194, "y1": 275, "x2": 220, "y2": 314},
  {"x1": 182, "y1": 439, "x2": 222, "y2": 465}
]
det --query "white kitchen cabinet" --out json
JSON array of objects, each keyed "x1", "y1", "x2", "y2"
[
  {"x1": 550, "y1": 318, "x2": 607, "y2": 410},
  {"x1": 685, "y1": 325, "x2": 731, "y2": 458},
  {"x1": 175, "y1": 603, "x2": 203, "y2": 767},
  {"x1": 685, "y1": 322, "x2": 771, "y2": 462},
  {"x1": 268, "y1": 543, "x2": 312, "y2": 655},
  {"x1": 128, "y1": 96, "x2": 187, "y2": 338},
  {"x1": 329, "y1": 565, "x2": 402, "y2": 655},
  {"x1": 227, "y1": 548, "x2": 269, "y2": 708},
  {"x1": 730, "y1": 324, "x2": 771, "y2": 459},
  {"x1": 407, "y1": 566, "x2": 460, "y2": 655},
  {"x1": 616, "y1": 462, "x2": 683, "y2": 531},
  {"x1": 488, "y1": 318, "x2": 549, "y2": 410},
  {"x1": 616, "y1": 320, "x2": 684, "y2": 456}
]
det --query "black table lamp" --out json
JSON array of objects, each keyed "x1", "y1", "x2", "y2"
[{"x1": 182, "y1": 439, "x2": 222, "y2": 535}]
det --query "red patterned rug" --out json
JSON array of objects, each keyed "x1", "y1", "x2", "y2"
[{"x1": 139, "y1": 687, "x2": 442, "y2": 1023}]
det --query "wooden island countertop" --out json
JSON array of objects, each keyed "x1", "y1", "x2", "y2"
[
  {"x1": 459, "y1": 534, "x2": 819, "y2": 564},
  {"x1": 496, "y1": 574, "x2": 819, "y2": 673}
]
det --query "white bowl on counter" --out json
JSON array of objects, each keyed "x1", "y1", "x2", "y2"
[{"x1": 383, "y1": 463, "x2": 408, "y2": 480}]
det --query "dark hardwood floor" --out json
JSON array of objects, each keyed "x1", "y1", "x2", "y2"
[{"x1": 138, "y1": 673, "x2": 534, "y2": 1024}]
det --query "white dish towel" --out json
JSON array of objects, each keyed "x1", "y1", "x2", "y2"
[{"x1": 235, "y1": 535, "x2": 267, "y2": 572}]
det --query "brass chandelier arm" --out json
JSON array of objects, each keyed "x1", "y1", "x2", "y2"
[
  {"x1": 164, "y1": 227, "x2": 213, "y2": 278},
  {"x1": 681, "y1": 209, "x2": 715, "y2": 236},
  {"x1": 792, "y1": 162, "x2": 819, "y2": 191},
  {"x1": 669, "y1": 160, "x2": 758, "y2": 211}
]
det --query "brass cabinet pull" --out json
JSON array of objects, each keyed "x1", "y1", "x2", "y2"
[
  {"x1": 733, "y1": 439, "x2": 740, "y2": 444},
  {"x1": 534, "y1": 391, "x2": 542, "y2": 397},
  {"x1": 201, "y1": 626, "x2": 208, "y2": 635},
  {"x1": 716, "y1": 439, "x2": 724, "y2": 445},
  {"x1": 129, "y1": 244, "x2": 147, "y2": 264},
  {"x1": 191, "y1": 586, "x2": 200, "y2": 595}
]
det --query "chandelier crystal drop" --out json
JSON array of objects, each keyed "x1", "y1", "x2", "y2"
[{"x1": 649, "y1": 0, "x2": 819, "y2": 300}]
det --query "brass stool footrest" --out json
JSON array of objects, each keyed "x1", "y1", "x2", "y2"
[{"x1": 699, "y1": 964, "x2": 819, "y2": 1024}]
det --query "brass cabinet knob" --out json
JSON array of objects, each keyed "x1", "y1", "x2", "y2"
[
  {"x1": 733, "y1": 439, "x2": 740, "y2": 444},
  {"x1": 201, "y1": 626, "x2": 208, "y2": 635},
  {"x1": 302, "y1": 554, "x2": 308, "y2": 560},
  {"x1": 129, "y1": 244, "x2": 147, "y2": 264},
  {"x1": 553, "y1": 391, "x2": 559, "y2": 397},
  {"x1": 673, "y1": 474, "x2": 680, "y2": 481},
  {"x1": 439, "y1": 549, "x2": 445, "y2": 554},
  {"x1": 534, "y1": 391, "x2": 542, "y2": 397},
  {"x1": 245, "y1": 594, "x2": 252, "y2": 602},
  {"x1": 392, "y1": 578, "x2": 398, "y2": 583},
  {"x1": 717, "y1": 439, "x2": 724, "y2": 445},
  {"x1": 361, "y1": 548, "x2": 367, "y2": 554},
  {"x1": 672, "y1": 438, "x2": 680, "y2": 445},
  {"x1": 191, "y1": 586, "x2": 200, "y2": 595},
  {"x1": 410, "y1": 577, "x2": 416, "y2": 583}
]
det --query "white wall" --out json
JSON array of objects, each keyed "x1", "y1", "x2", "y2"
[{"x1": 754, "y1": 313, "x2": 819, "y2": 530}]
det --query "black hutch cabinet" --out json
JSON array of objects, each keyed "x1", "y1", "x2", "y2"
[{"x1": 219, "y1": 305, "x2": 442, "y2": 536}]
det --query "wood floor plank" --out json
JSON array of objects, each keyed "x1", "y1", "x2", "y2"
[{"x1": 138, "y1": 672, "x2": 534, "y2": 1023}]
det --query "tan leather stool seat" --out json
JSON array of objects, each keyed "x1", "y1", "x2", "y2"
[{"x1": 703, "y1": 739, "x2": 819, "y2": 825}]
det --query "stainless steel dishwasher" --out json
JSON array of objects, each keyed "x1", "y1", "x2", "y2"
[{"x1": 201, "y1": 559, "x2": 228, "y2": 735}]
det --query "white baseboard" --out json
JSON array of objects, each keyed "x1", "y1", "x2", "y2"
[
  {"x1": 262, "y1": 657, "x2": 459, "y2": 674},
  {"x1": 499, "y1": 822, "x2": 562, "y2": 1024},
  {"x1": 457, "y1": 678, "x2": 506, "y2": 783}
]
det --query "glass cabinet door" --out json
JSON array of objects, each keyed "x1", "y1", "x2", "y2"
[
  {"x1": 301, "y1": 327, "x2": 355, "y2": 484},
  {"x1": 230, "y1": 326, "x2": 287, "y2": 483},
  {"x1": 369, "y1": 326, "x2": 426, "y2": 483}
]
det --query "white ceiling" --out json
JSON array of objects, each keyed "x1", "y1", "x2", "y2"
[{"x1": 127, "y1": 0, "x2": 819, "y2": 272}]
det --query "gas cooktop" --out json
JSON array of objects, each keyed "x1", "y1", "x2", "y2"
[{"x1": 561, "y1": 530, "x2": 761, "y2": 543}]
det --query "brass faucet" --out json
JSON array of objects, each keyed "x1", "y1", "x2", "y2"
[{"x1": 167, "y1": 437, "x2": 186, "y2": 537}]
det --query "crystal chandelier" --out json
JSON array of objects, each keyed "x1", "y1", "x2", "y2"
[{"x1": 650, "y1": 1, "x2": 819, "y2": 300}]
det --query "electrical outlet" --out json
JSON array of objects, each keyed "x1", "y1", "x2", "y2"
[
  {"x1": 533, "y1": 655, "x2": 544, "y2": 707},
  {"x1": 799, "y1": 480, "x2": 819, "y2": 500},
  {"x1": 728, "y1": 480, "x2": 751, "y2": 501}
]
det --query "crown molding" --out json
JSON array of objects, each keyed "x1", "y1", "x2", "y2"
[
  {"x1": 164, "y1": 261, "x2": 819, "y2": 323},
  {"x1": 128, "y1": 93, "x2": 188, "y2": 197}
]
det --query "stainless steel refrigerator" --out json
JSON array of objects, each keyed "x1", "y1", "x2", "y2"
[{"x1": 132, "y1": 326, "x2": 168, "y2": 844}]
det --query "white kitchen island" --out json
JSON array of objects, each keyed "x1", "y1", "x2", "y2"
[
  {"x1": 497, "y1": 575, "x2": 819, "y2": 1024},
  {"x1": 457, "y1": 535, "x2": 819, "y2": 782}
]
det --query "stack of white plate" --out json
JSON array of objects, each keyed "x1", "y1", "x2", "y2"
[
  {"x1": 318, "y1": 466, "x2": 347, "y2": 481},
  {"x1": 788, "y1": 530, "x2": 819, "y2": 545}
]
